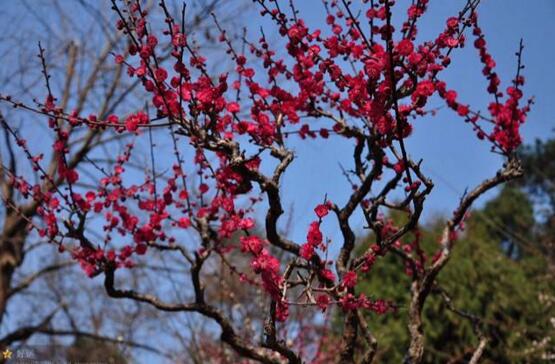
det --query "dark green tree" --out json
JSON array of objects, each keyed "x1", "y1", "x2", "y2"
[{"x1": 353, "y1": 188, "x2": 554, "y2": 363}]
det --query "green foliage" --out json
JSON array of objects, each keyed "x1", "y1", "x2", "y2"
[
  {"x1": 481, "y1": 185, "x2": 534, "y2": 255},
  {"x1": 353, "y1": 187, "x2": 555, "y2": 363}
]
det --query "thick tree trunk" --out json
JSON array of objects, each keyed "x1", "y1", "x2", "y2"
[
  {"x1": 405, "y1": 280, "x2": 424, "y2": 364},
  {"x1": 339, "y1": 310, "x2": 359, "y2": 364},
  {"x1": 0, "y1": 214, "x2": 28, "y2": 324}
]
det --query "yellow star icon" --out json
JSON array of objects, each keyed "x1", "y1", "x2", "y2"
[{"x1": 2, "y1": 348, "x2": 12, "y2": 359}]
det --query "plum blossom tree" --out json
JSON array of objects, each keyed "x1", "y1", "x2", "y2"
[
  {"x1": 0, "y1": 0, "x2": 531, "y2": 362},
  {"x1": 0, "y1": 0, "x2": 245, "y2": 361}
]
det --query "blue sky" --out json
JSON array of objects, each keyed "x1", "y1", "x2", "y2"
[
  {"x1": 258, "y1": 0, "x2": 555, "y2": 244},
  {"x1": 4, "y1": 0, "x2": 553, "y2": 243}
]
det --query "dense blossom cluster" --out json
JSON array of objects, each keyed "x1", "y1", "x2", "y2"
[{"x1": 0, "y1": 0, "x2": 528, "y2": 361}]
